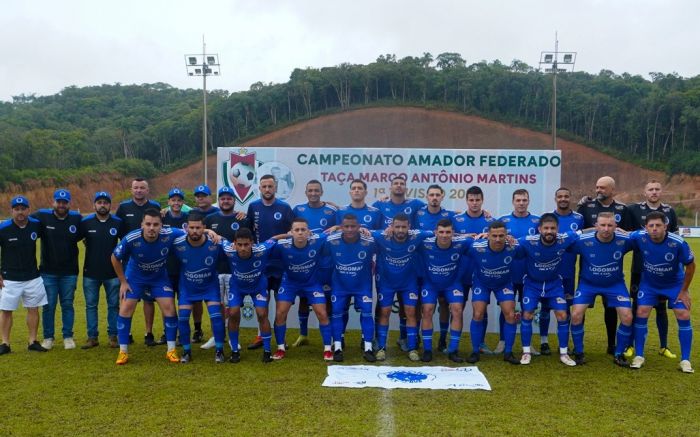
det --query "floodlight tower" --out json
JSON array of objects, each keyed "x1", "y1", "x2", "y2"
[
  {"x1": 185, "y1": 36, "x2": 221, "y2": 185},
  {"x1": 539, "y1": 32, "x2": 576, "y2": 149}
]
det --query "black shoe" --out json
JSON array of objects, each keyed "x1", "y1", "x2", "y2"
[
  {"x1": 333, "y1": 349, "x2": 344, "y2": 362},
  {"x1": 0, "y1": 343, "x2": 11, "y2": 355},
  {"x1": 215, "y1": 350, "x2": 225, "y2": 364},
  {"x1": 437, "y1": 338, "x2": 447, "y2": 353},
  {"x1": 156, "y1": 334, "x2": 167, "y2": 345},
  {"x1": 228, "y1": 351, "x2": 241, "y2": 363},
  {"x1": 448, "y1": 351, "x2": 465, "y2": 363},
  {"x1": 421, "y1": 350, "x2": 433, "y2": 362},
  {"x1": 574, "y1": 352, "x2": 586, "y2": 365},
  {"x1": 363, "y1": 350, "x2": 376, "y2": 363},
  {"x1": 192, "y1": 329, "x2": 204, "y2": 344},
  {"x1": 613, "y1": 354, "x2": 630, "y2": 368},
  {"x1": 540, "y1": 343, "x2": 551, "y2": 356},
  {"x1": 262, "y1": 351, "x2": 272, "y2": 363},
  {"x1": 467, "y1": 352, "x2": 480, "y2": 364},
  {"x1": 503, "y1": 352, "x2": 520, "y2": 365},
  {"x1": 606, "y1": 345, "x2": 615, "y2": 355},
  {"x1": 27, "y1": 341, "x2": 47, "y2": 352},
  {"x1": 144, "y1": 333, "x2": 156, "y2": 347},
  {"x1": 128, "y1": 334, "x2": 135, "y2": 344},
  {"x1": 180, "y1": 351, "x2": 192, "y2": 363},
  {"x1": 341, "y1": 338, "x2": 346, "y2": 350}
]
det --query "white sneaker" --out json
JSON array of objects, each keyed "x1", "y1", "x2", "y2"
[
  {"x1": 630, "y1": 356, "x2": 645, "y2": 369},
  {"x1": 41, "y1": 338, "x2": 54, "y2": 350},
  {"x1": 559, "y1": 354, "x2": 577, "y2": 367},
  {"x1": 520, "y1": 352, "x2": 532, "y2": 365},
  {"x1": 679, "y1": 360, "x2": 695, "y2": 374},
  {"x1": 200, "y1": 336, "x2": 216, "y2": 350},
  {"x1": 493, "y1": 340, "x2": 505, "y2": 354},
  {"x1": 63, "y1": 338, "x2": 76, "y2": 350}
]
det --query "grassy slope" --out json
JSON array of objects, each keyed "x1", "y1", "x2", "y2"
[{"x1": 1, "y1": 242, "x2": 699, "y2": 437}]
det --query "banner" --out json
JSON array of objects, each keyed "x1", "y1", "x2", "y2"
[
  {"x1": 322, "y1": 365, "x2": 491, "y2": 390},
  {"x1": 679, "y1": 227, "x2": 700, "y2": 238}
]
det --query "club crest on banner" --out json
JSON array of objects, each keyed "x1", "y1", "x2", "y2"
[{"x1": 222, "y1": 148, "x2": 258, "y2": 204}]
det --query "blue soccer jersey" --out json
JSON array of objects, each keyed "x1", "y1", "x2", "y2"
[
  {"x1": 272, "y1": 233, "x2": 327, "y2": 285},
  {"x1": 569, "y1": 231, "x2": 634, "y2": 287},
  {"x1": 629, "y1": 231, "x2": 694, "y2": 288},
  {"x1": 373, "y1": 198, "x2": 426, "y2": 228},
  {"x1": 372, "y1": 230, "x2": 431, "y2": 291},
  {"x1": 293, "y1": 203, "x2": 337, "y2": 234},
  {"x1": 517, "y1": 232, "x2": 579, "y2": 283},
  {"x1": 453, "y1": 212, "x2": 495, "y2": 235},
  {"x1": 553, "y1": 210, "x2": 584, "y2": 279},
  {"x1": 336, "y1": 204, "x2": 383, "y2": 230},
  {"x1": 322, "y1": 233, "x2": 376, "y2": 292},
  {"x1": 499, "y1": 213, "x2": 540, "y2": 284},
  {"x1": 113, "y1": 227, "x2": 185, "y2": 283},
  {"x1": 172, "y1": 234, "x2": 224, "y2": 294},
  {"x1": 223, "y1": 240, "x2": 276, "y2": 293},
  {"x1": 247, "y1": 199, "x2": 294, "y2": 243},
  {"x1": 420, "y1": 235, "x2": 473, "y2": 289},
  {"x1": 413, "y1": 206, "x2": 456, "y2": 232},
  {"x1": 469, "y1": 239, "x2": 520, "y2": 289}
]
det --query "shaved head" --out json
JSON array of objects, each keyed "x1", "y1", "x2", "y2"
[{"x1": 595, "y1": 176, "x2": 616, "y2": 203}]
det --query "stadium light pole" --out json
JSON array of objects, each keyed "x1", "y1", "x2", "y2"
[
  {"x1": 539, "y1": 32, "x2": 576, "y2": 149},
  {"x1": 185, "y1": 36, "x2": 221, "y2": 185}
]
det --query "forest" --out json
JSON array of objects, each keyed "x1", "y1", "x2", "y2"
[{"x1": 1, "y1": 52, "x2": 699, "y2": 188}]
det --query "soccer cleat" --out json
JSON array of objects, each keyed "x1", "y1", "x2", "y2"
[
  {"x1": 437, "y1": 338, "x2": 447, "y2": 354},
  {"x1": 574, "y1": 353, "x2": 586, "y2": 365},
  {"x1": 623, "y1": 346, "x2": 635, "y2": 359},
  {"x1": 248, "y1": 336, "x2": 264, "y2": 350},
  {"x1": 559, "y1": 354, "x2": 577, "y2": 367},
  {"x1": 108, "y1": 335, "x2": 118, "y2": 348},
  {"x1": 180, "y1": 351, "x2": 192, "y2": 363},
  {"x1": 396, "y1": 338, "x2": 409, "y2": 352},
  {"x1": 323, "y1": 350, "x2": 334, "y2": 362},
  {"x1": 503, "y1": 352, "x2": 520, "y2": 365},
  {"x1": 41, "y1": 338, "x2": 54, "y2": 350},
  {"x1": 630, "y1": 356, "x2": 645, "y2": 369},
  {"x1": 215, "y1": 350, "x2": 225, "y2": 364},
  {"x1": 679, "y1": 360, "x2": 695, "y2": 374},
  {"x1": 262, "y1": 351, "x2": 273, "y2": 363},
  {"x1": 28, "y1": 341, "x2": 48, "y2": 352},
  {"x1": 192, "y1": 329, "x2": 204, "y2": 344},
  {"x1": 272, "y1": 349, "x2": 286, "y2": 361},
  {"x1": 408, "y1": 350, "x2": 421, "y2": 362},
  {"x1": 520, "y1": 352, "x2": 532, "y2": 365},
  {"x1": 448, "y1": 352, "x2": 465, "y2": 363},
  {"x1": 156, "y1": 334, "x2": 167, "y2": 346},
  {"x1": 467, "y1": 352, "x2": 480, "y2": 364},
  {"x1": 81, "y1": 338, "x2": 99, "y2": 350},
  {"x1": 0, "y1": 343, "x2": 11, "y2": 355},
  {"x1": 421, "y1": 350, "x2": 433, "y2": 363},
  {"x1": 540, "y1": 343, "x2": 551, "y2": 356},
  {"x1": 291, "y1": 335, "x2": 309, "y2": 348},
  {"x1": 375, "y1": 348, "x2": 386, "y2": 361},
  {"x1": 493, "y1": 341, "x2": 505, "y2": 354},
  {"x1": 115, "y1": 351, "x2": 129, "y2": 365},
  {"x1": 63, "y1": 338, "x2": 76, "y2": 350},
  {"x1": 659, "y1": 347, "x2": 677, "y2": 359},
  {"x1": 613, "y1": 354, "x2": 630, "y2": 368},
  {"x1": 333, "y1": 349, "x2": 344, "y2": 362},
  {"x1": 166, "y1": 349, "x2": 180, "y2": 363},
  {"x1": 200, "y1": 336, "x2": 216, "y2": 350},
  {"x1": 229, "y1": 351, "x2": 241, "y2": 363},
  {"x1": 144, "y1": 333, "x2": 156, "y2": 347},
  {"x1": 363, "y1": 349, "x2": 377, "y2": 363},
  {"x1": 479, "y1": 342, "x2": 494, "y2": 355}
]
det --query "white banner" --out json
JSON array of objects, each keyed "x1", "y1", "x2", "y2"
[
  {"x1": 679, "y1": 227, "x2": 700, "y2": 238},
  {"x1": 322, "y1": 365, "x2": 491, "y2": 390}
]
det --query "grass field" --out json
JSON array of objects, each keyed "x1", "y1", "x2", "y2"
[{"x1": 1, "y1": 241, "x2": 700, "y2": 436}]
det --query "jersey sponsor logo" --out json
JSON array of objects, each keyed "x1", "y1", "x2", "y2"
[
  {"x1": 452, "y1": 289, "x2": 463, "y2": 297},
  {"x1": 31, "y1": 232, "x2": 38, "y2": 240},
  {"x1": 256, "y1": 293, "x2": 267, "y2": 302},
  {"x1": 274, "y1": 212, "x2": 282, "y2": 220},
  {"x1": 163, "y1": 286, "x2": 173, "y2": 292},
  {"x1": 502, "y1": 288, "x2": 514, "y2": 295},
  {"x1": 616, "y1": 295, "x2": 630, "y2": 302},
  {"x1": 362, "y1": 295, "x2": 372, "y2": 303},
  {"x1": 313, "y1": 291, "x2": 324, "y2": 298},
  {"x1": 409, "y1": 292, "x2": 418, "y2": 300},
  {"x1": 556, "y1": 297, "x2": 566, "y2": 304}
]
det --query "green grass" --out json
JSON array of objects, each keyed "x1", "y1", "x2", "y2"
[{"x1": 1, "y1": 241, "x2": 700, "y2": 436}]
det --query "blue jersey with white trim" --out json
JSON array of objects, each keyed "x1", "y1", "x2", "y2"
[
  {"x1": 246, "y1": 199, "x2": 294, "y2": 243},
  {"x1": 553, "y1": 210, "x2": 584, "y2": 279},
  {"x1": 223, "y1": 240, "x2": 276, "y2": 292},
  {"x1": 293, "y1": 202, "x2": 337, "y2": 234},
  {"x1": 569, "y1": 231, "x2": 634, "y2": 286},
  {"x1": 172, "y1": 235, "x2": 225, "y2": 293},
  {"x1": 414, "y1": 206, "x2": 456, "y2": 232},
  {"x1": 372, "y1": 230, "x2": 431, "y2": 289},
  {"x1": 113, "y1": 227, "x2": 185, "y2": 282},
  {"x1": 420, "y1": 235, "x2": 473, "y2": 289},
  {"x1": 272, "y1": 234, "x2": 327, "y2": 285},
  {"x1": 469, "y1": 239, "x2": 520, "y2": 289},
  {"x1": 373, "y1": 198, "x2": 426, "y2": 228},
  {"x1": 499, "y1": 213, "x2": 540, "y2": 283},
  {"x1": 453, "y1": 212, "x2": 495, "y2": 235},
  {"x1": 322, "y1": 233, "x2": 376, "y2": 291},
  {"x1": 336, "y1": 204, "x2": 382, "y2": 230},
  {"x1": 517, "y1": 232, "x2": 579, "y2": 283},
  {"x1": 629, "y1": 231, "x2": 694, "y2": 288}
]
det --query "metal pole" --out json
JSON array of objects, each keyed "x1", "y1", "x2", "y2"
[
  {"x1": 552, "y1": 32, "x2": 558, "y2": 149},
  {"x1": 202, "y1": 36, "x2": 208, "y2": 185}
]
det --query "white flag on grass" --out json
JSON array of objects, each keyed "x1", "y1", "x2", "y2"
[{"x1": 322, "y1": 365, "x2": 491, "y2": 390}]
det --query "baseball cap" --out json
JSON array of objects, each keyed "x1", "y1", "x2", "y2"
[
  {"x1": 168, "y1": 188, "x2": 185, "y2": 199},
  {"x1": 94, "y1": 191, "x2": 112, "y2": 202},
  {"x1": 218, "y1": 186, "x2": 235, "y2": 197},
  {"x1": 54, "y1": 189, "x2": 71, "y2": 202},
  {"x1": 194, "y1": 185, "x2": 211, "y2": 196},
  {"x1": 11, "y1": 195, "x2": 29, "y2": 208}
]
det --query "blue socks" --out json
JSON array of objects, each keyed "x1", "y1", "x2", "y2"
[
  {"x1": 615, "y1": 323, "x2": 632, "y2": 356},
  {"x1": 539, "y1": 309, "x2": 551, "y2": 339},
  {"x1": 407, "y1": 326, "x2": 418, "y2": 350},
  {"x1": 229, "y1": 330, "x2": 239, "y2": 352},
  {"x1": 521, "y1": 318, "x2": 533, "y2": 348},
  {"x1": 470, "y1": 319, "x2": 484, "y2": 352},
  {"x1": 261, "y1": 331, "x2": 272, "y2": 352},
  {"x1": 571, "y1": 322, "x2": 584, "y2": 354},
  {"x1": 633, "y1": 316, "x2": 649, "y2": 357},
  {"x1": 178, "y1": 309, "x2": 192, "y2": 350},
  {"x1": 556, "y1": 319, "x2": 569, "y2": 353},
  {"x1": 319, "y1": 323, "x2": 332, "y2": 347},
  {"x1": 298, "y1": 308, "x2": 309, "y2": 337},
  {"x1": 656, "y1": 306, "x2": 669, "y2": 349},
  {"x1": 399, "y1": 317, "x2": 407, "y2": 340},
  {"x1": 164, "y1": 316, "x2": 178, "y2": 342},
  {"x1": 377, "y1": 324, "x2": 389, "y2": 350},
  {"x1": 678, "y1": 319, "x2": 693, "y2": 361},
  {"x1": 117, "y1": 315, "x2": 132, "y2": 346},
  {"x1": 422, "y1": 329, "x2": 433, "y2": 352},
  {"x1": 448, "y1": 328, "x2": 461, "y2": 353},
  {"x1": 274, "y1": 324, "x2": 286, "y2": 348},
  {"x1": 331, "y1": 313, "x2": 344, "y2": 346},
  {"x1": 360, "y1": 311, "x2": 374, "y2": 345},
  {"x1": 503, "y1": 321, "x2": 516, "y2": 353}
]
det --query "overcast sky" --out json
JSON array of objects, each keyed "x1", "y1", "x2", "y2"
[{"x1": 1, "y1": 0, "x2": 698, "y2": 102}]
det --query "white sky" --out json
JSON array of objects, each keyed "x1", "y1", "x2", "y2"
[{"x1": 1, "y1": 0, "x2": 698, "y2": 102}]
